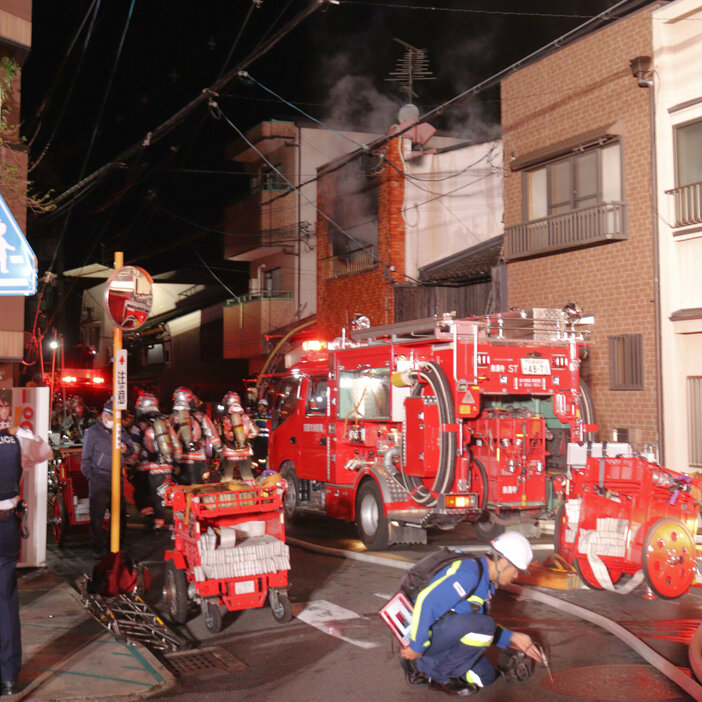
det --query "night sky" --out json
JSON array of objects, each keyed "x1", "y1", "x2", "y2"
[{"x1": 20, "y1": 0, "x2": 617, "y2": 280}]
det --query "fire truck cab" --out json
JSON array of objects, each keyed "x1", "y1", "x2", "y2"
[{"x1": 268, "y1": 309, "x2": 595, "y2": 549}]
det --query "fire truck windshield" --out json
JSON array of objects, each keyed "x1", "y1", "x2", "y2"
[{"x1": 338, "y1": 368, "x2": 390, "y2": 420}]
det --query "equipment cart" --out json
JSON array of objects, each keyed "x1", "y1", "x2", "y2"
[
  {"x1": 47, "y1": 445, "x2": 92, "y2": 547},
  {"x1": 555, "y1": 444, "x2": 702, "y2": 599},
  {"x1": 163, "y1": 477, "x2": 292, "y2": 633}
]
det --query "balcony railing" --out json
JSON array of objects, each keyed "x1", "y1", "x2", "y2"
[
  {"x1": 666, "y1": 182, "x2": 702, "y2": 228},
  {"x1": 321, "y1": 244, "x2": 376, "y2": 280},
  {"x1": 505, "y1": 201, "x2": 627, "y2": 260},
  {"x1": 225, "y1": 289, "x2": 293, "y2": 307}
]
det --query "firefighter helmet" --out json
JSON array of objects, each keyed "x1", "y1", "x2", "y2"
[
  {"x1": 221, "y1": 391, "x2": 242, "y2": 412},
  {"x1": 172, "y1": 386, "x2": 196, "y2": 411},
  {"x1": 258, "y1": 398, "x2": 268, "y2": 407},
  {"x1": 135, "y1": 393, "x2": 159, "y2": 417},
  {"x1": 67, "y1": 395, "x2": 84, "y2": 413},
  {"x1": 491, "y1": 531, "x2": 533, "y2": 571}
]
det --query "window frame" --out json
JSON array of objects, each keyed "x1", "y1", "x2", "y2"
[
  {"x1": 522, "y1": 139, "x2": 621, "y2": 222},
  {"x1": 608, "y1": 333, "x2": 644, "y2": 391}
]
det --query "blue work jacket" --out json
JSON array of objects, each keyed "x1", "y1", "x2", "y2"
[
  {"x1": 408, "y1": 555, "x2": 513, "y2": 654},
  {"x1": 81, "y1": 422, "x2": 135, "y2": 480}
]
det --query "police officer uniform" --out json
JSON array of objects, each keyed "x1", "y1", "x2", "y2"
[{"x1": 0, "y1": 429, "x2": 22, "y2": 696}]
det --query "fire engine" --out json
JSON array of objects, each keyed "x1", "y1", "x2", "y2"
[{"x1": 268, "y1": 307, "x2": 597, "y2": 549}]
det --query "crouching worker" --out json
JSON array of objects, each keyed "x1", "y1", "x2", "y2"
[{"x1": 400, "y1": 532, "x2": 541, "y2": 696}]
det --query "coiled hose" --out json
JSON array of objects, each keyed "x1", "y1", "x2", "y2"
[{"x1": 403, "y1": 361, "x2": 457, "y2": 507}]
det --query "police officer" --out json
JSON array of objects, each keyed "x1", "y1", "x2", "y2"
[
  {"x1": 0, "y1": 419, "x2": 51, "y2": 696},
  {"x1": 80, "y1": 399, "x2": 135, "y2": 555},
  {"x1": 400, "y1": 532, "x2": 541, "y2": 696}
]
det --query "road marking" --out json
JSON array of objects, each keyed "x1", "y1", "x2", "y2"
[{"x1": 293, "y1": 599, "x2": 379, "y2": 649}]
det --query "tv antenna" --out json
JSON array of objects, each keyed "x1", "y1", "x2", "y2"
[{"x1": 385, "y1": 38, "x2": 435, "y2": 105}]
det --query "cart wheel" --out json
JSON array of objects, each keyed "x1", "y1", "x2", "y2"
[
  {"x1": 49, "y1": 493, "x2": 67, "y2": 548},
  {"x1": 356, "y1": 480, "x2": 389, "y2": 550},
  {"x1": 203, "y1": 602, "x2": 223, "y2": 634},
  {"x1": 574, "y1": 556, "x2": 623, "y2": 591},
  {"x1": 269, "y1": 591, "x2": 292, "y2": 623},
  {"x1": 553, "y1": 503, "x2": 576, "y2": 564},
  {"x1": 280, "y1": 462, "x2": 302, "y2": 523},
  {"x1": 163, "y1": 561, "x2": 189, "y2": 624},
  {"x1": 642, "y1": 518, "x2": 695, "y2": 599}
]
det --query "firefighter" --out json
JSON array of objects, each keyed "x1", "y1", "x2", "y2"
[
  {"x1": 169, "y1": 386, "x2": 221, "y2": 485},
  {"x1": 400, "y1": 532, "x2": 541, "y2": 696},
  {"x1": 252, "y1": 398, "x2": 270, "y2": 472},
  {"x1": 80, "y1": 399, "x2": 136, "y2": 555},
  {"x1": 62, "y1": 395, "x2": 96, "y2": 443},
  {"x1": 218, "y1": 391, "x2": 257, "y2": 481},
  {"x1": 132, "y1": 393, "x2": 181, "y2": 532}
]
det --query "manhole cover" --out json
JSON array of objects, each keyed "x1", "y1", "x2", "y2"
[
  {"x1": 163, "y1": 647, "x2": 245, "y2": 676},
  {"x1": 541, "y1": 664, "x2": 688, "y2": 700}
]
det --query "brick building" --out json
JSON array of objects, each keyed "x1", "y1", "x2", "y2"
[
  {"x1": 501, "y1": 6, "x2": 660, "y2": 453},
  {"x1": 316, "y1": 128, "x2": 503, "y2": 338}
]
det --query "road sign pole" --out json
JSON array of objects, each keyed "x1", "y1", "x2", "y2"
[{"x1": 111, "y1": 251, "x2": 123, "y2": 554}]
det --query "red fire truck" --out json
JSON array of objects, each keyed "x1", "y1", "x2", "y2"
[{"x1": 268, "y1": 308, "x2": 597, "y2": 549}]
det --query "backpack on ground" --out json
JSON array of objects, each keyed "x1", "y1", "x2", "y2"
[{"x1": 399, "y1": 548, "x2": 484, "y2": 602}]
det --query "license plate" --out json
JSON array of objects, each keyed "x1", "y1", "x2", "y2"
[{"x1": 520, "y1": 358, "x2": 550, "y2": 375}]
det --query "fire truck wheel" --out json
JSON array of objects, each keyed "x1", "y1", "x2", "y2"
[
  {"x1": 269, "y1": 591, "x2": 292, "y2": 623},
  {"x1": 49, "y1": 493, "x2": 67, "y2": 548},
  {"x1": 280, "y1": 462, "x2": 302, "y2": 523},
  {"x1": 204, "y1": 601, "x2": 223, "y2": 634},
  {"x1": 356, "y1": 481, "x2": 389, "y2": 550},
  {"x1": 642, "y1": 518, "x2": 696, "y2": 599},
  {"x1": 574, "y1": 557, "x2": 622, "y2": 590},
  {"x1": 473, "y1": 518, "x2": 505, "y2": 543},
  {"x1": 164, "y1": 561, "x2": 189, "y2": 624}
]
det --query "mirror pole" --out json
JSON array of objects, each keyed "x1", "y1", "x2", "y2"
[{"x1": 111, "y1": 251, "x2": 123, "y2": 553}]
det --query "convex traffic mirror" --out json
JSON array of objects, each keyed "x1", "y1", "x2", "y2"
[{"x1": 104, "y1": 265, "x2": 153, "y2": 330}]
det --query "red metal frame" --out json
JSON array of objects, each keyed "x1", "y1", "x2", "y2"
[{"x1": 164, "y1": 484, "x2": 289, "y2": 613}]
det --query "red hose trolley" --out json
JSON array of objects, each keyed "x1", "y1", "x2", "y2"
[
  {"x1": 47, "y1": 446, "x2": 96, "y2": 547},
  {"x1": 555, "y1": 443, "x2": 702, "y2": 599},
  {"x1": 163, "y1": 476, "x2": 292, "y2": 633}
]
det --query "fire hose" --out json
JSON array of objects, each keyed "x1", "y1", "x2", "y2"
[
  {"x1": 405, "y1": 361, "x2": 456, "y2": 507},
  {"x1": 504, "y1": 583, "x2": 702, "y2": 699}
]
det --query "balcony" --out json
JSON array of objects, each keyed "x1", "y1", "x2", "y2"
[
  {"x1": 666, "y1": 182, "x2": 702, "y2": 228},
  {"x1": 223, "y1": 290, "x2": 295, "y2": 359},
  {"x1": 321, "y1": 244, "x2": 376, "y2": 280},
  {"x1": 504, "y1": 201, "x2": 627, "y2": 260}
]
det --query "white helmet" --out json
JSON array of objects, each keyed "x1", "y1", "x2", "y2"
[{"x1": 491, "y1": 532, "x2": 533, "y2": 571}]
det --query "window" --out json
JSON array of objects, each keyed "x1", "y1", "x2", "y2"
[
  {"x1": 260, "y1": 164, "x2": 288, "y2": 192},
  {"x1": 306, "y1": 377, "x2": 328, "y2": 415},
  {"x1": 272, "y1": 378, "x2": 299, "y2": 429},
  {"x1": 525, "y1": 142, "x2": 621, "y2": 221},
  {"x1": 676, "y1": 120, "x2": 702, "y2": 189},
  {"x1": 688, "y1": 377, "x2": 702, "y2": 467},
  {"x1": 264, "y1": 267, "x2": 282, "y2": 295},
  {"x1": 608, "y1": 334, "x2": 643, "y2": 391},
  {"x1": 338, "y1": 368, "x2": 390, "y2": 420}
]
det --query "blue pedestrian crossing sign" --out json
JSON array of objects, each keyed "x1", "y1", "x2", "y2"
[{"x1": 0, "y1": 193, "x2": 37, "y2": 295}]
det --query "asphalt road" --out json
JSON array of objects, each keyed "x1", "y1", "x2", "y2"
[{"x1": 46, "y1": 513, "x2": 700, "y2": 702}]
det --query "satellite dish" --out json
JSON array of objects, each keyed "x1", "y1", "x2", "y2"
[{"x1": 397, "y1": 103, "x2": 420, "y2": 123}]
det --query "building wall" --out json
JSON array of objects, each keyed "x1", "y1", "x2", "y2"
[
  {"x1": 501, "y1": 8, "x2": 658, "y2": 450},
  {"x1": 653, "y1": 0, "x2": 702, "y2": 472},
  {"x1": 0, "y1": 0, "x2": 30, "y2": 375},
  {"x1": 403, "y1": 139, "x2": 503, "y2": 280},
  {"x1": 316, "y1": 135, "x2": 405, "y2": 338}
]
